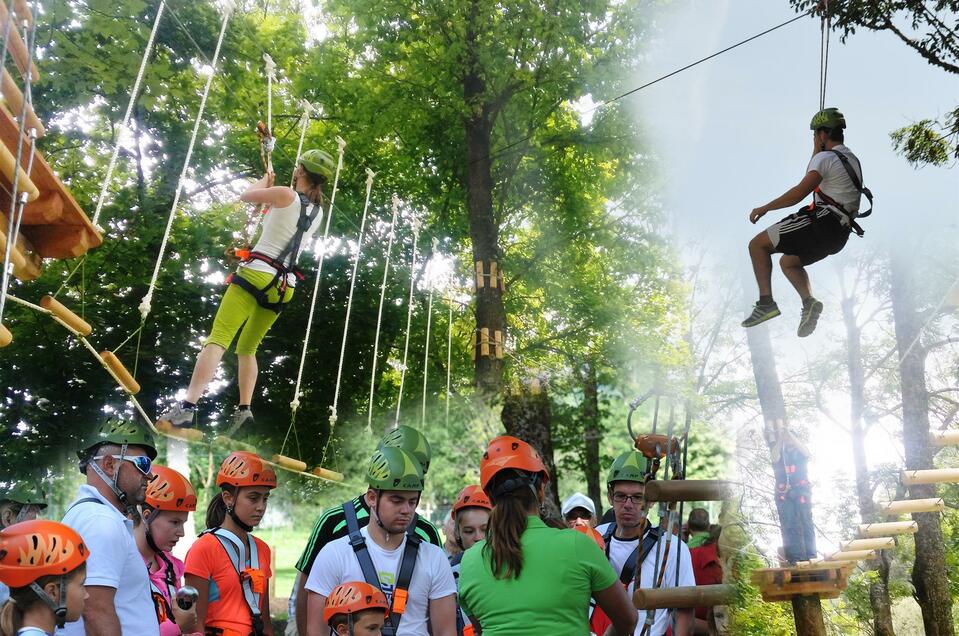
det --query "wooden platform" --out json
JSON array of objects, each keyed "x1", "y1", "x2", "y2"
[{"x1": 751, "y1": 563, "x2": 854, "y2": 603}]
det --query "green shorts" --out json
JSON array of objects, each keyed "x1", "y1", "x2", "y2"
[{"x1": 205, "y1": 267, "x2": 294, "y2": 356}]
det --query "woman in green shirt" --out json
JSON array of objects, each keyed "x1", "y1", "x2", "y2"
[{"x1": 459, "y1": 436, "x2": 637, "y2": 636}]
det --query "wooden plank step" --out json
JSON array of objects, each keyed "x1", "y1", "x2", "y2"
[
  {"x1": 930, "y1": 430, "x2": 959, "y2": 447},
  {"x1": 901, "y1": 468, "x2": 959, "y2": 486},
  {"x1": 878, "y1": 498, "x2": 945, "y2": 516},
  {"x1": 643, "y1": 479, "x2": 735, "y2": 502},
  {"x1": 841, "y1": 537, "x2": 895, "y2": 552},
  {"x1": 859, "y1": 521, "x2": 918, "y2": 538},
  {"x1": 825, "y1": 549, "x2": 877, "y2": 562},
  {"x1": 0, "y1": 3, "x2": 39, "y2": 81},
  {"x1": 1, "y1": 68, "x2": 44, "y2": 137},
  {"x1": 634, "y1": 584, "x2": 736, "y2": 610}
]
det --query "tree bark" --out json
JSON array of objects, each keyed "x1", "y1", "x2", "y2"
[
  {"x1": 464, "y1": 0, "x2": 506, "y2": 396},
  {"x1": 745, "y1": 325, "x2": 825, "y2": 636},
  {"x1": 841, "y1": 294, "x2": 895, "y2": 636},
  {"x1": 889, "y1": 254, "x2": 955, "y2": 636},
  {"x1": 501, "y1": 377, "x2": 562, "y2": 518},
  {"x1": 582, "y1": 359, "x2": 603, "y2": 517}
]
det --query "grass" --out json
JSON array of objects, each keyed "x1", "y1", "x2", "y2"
[{"x1": 261, "y1": 526, "x2": 313, "y2": 606}]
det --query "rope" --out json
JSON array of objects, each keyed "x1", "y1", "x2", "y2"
[
  {"x1": 819, "y1": 0, "x2": 830, "y2": 110},
  {"x1": 393, "y1": 214, "x2": 421, "y2": 427},
  {"x1": 0, "y1": 9, "x2": 38, "y2": 327},
  {"x1": 139, "y1": 2, "x2": 234, "y2": 322},
  {"x1": 90, "y1": 0, "x2": 167, "y2": 230},
  {"x1": 445, "y1": 289, "x2": 453, "y2": 427},
  {"x1": 263, "y1": 53, "x2": 275, "y2": 132},
  {"x1": 284, "y1": 136, "x2": 346, "y2": 455},
  {"x1": 420, "y1": 238, "x2": 438, "y2": 427},
  {"x1": 328, "y1": 168, "x2": 375, "y2": 430},
  {"x1": 289, "y1": 100, "x2": 313, "y2": 187},
  {"x1": 366, "y1": 194, "x2": 400, "y2": 434},
  {"x1": 640, "y1": 405, "x2": 676, "y2": 636}
]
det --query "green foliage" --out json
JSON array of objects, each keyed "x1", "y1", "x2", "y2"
[
  {"x1": 890, "y1": 114, "x2": 957, "y2": 167},
  {"x1": 725, "y1": 552, "x2": 795, "y2": 636}
]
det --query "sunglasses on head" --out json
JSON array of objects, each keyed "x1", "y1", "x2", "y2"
[{"x1": 94, "y1": 454, "x2": 153, "y2": 475}]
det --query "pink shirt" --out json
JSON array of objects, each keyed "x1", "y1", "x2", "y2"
[{"x1": 145, "y1": 551, "x2": 187, "y2": 636}]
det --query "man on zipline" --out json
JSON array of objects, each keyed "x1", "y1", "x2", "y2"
[
  {"x1": 158, "y1": 149, "x2": 335, "y2": 433},
  {"x1": 742, "y1": 108, "x2": 870, "y2": 337}
]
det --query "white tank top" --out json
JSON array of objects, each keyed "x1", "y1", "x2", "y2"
[{"x1": 244, "y1": 190, "x2": 324, "y2": 286}]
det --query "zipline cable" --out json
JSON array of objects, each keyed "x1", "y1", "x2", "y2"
[
  {"x1": 420, "y1": 237, "x2": 438, "y2": 427},
  {"x1": 139, "y1": 1, "x2": 234, "y2": 322},
  {"x1": 819, "y1": 0, "x2": 830, "y2": 111},
  {"x1": 393, "y1": 213, "x2": 421, "y2": 428},
  {"x1": 366, "y1": 194, "x2": 400, "y2": 434},
  {"x1": 90, "y1": 0, "x2": 167, "y2": 229}
]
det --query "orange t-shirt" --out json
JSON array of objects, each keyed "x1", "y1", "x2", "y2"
[{"x1": 184, "y1": 532, "x2": 273, "y2": 633}]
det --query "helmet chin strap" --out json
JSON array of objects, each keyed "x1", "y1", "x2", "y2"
[
  {"x1": 142, "y1": 509, "x2": 163, "y2": 554},
  {"x1": 227, "y1": 506, "x2": 254, "y2": 533},
  {"x1": 89, "y1": 443, "x2": 138, "y2": 517},
  {"x1": 29, "y1": 575, "x2": 68, "y2": 628},
  {"x1": 15, "y1": 503, "x2": 31, "y2": 523}
]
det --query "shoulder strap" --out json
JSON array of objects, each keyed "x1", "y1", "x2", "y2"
[
  {"x1": 829, "y1": 149, "x2": 873, "y2": 218},
  {"x1": 343, "y1": 501, "x2": 383, "y2": 591},
  {"x1": 65, "y1": 496, "x2": 104, "y2": 515},
  {"x1": 209, "y1": 528, "x2": 265, "y2": 635},
  {"x1": 389, "y1": 517, "x2": 422, "y2": 632},
  {"x1": 275, "y1": 193, "x2": 322, "y2": 271}
]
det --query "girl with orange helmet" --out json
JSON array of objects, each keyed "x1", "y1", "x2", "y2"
[
  {"x1": 458, "y1": 436, "x2": 638, "y2": 636},
  {"x1": 184, "y1": 451, "x2": 277, "y2": 636},
  {"x1": 448, "y1": 485, "x2": 492, "y2": 636},
  {"x1": 323, "y1": 582, "x2": 388, "y2": 635},
  {"x1": 134, "y1": 466, "x2": 201, "y2": 636},
  {"x1": 0, "y1": 520, "x2": 89, "y2": 636}
]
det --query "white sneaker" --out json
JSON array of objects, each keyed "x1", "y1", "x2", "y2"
[
  {"x1": 157, "y1": 404, "x2": 196, "y2": 429},
  {"x1": 224, "y1": 408, "x2": 254, "y2": 437}
]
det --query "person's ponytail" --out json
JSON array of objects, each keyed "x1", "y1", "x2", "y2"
[
  {"x1": 206, "y1": 491, "x2": 227, "y2": 529},
  {"x1": 0, "y1": 597, "x2": 23, "y2": 636},
  {"x1": 483, "y1": 470, "x2": 541, "y2": 580}
]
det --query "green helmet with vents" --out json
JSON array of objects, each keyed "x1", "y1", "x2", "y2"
[
  {"x1": 0, "y1": 481, "x2": 47, "y2": 509},
  {"x1": 299, "y1": 149, "x2": 336, "y2": 181},
  {"x1": 606, "y1": 451, "x2": 646, "y2": 486},
  {"x1": 810, "y1": 107, "x2": 846, "y2": 131},
  {"x1": 367, "y1": 447, "x2": 424, "y2": 492},
  {"x1": 378, "y1": 425, "x2": 432, "y2": 475},
  {"x1": 78, "y1": 417, "x2": 158, "y2": 462}
]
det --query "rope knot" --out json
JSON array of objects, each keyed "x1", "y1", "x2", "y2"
[{"x1": 138, "y1": 294, "x2": 152, "y2": 320}]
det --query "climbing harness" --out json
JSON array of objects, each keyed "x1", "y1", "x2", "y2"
[
  {"x1": 807, "y1": 148, "x2": 873, "y2": 238},
  {"x1": 343, "y1": 502, "x2": 421, "y2": 636},
  {"x1": 148, "y1": 552, "x2": 179, "y2": 627},
  {"x1": 203, "y1": 527, "x2": 267, "y2": 636}
]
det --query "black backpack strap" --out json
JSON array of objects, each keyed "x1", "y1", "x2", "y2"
[
  {"x1": 829, "y1": 149, "x2": 873, "y2": 218},
  {"x1": 388, "y1": 518, "x2": 421, "y2": 633},
  {"x1": 343, "y1": 501, "x2": 383, "y2": 590},
  {"x1": 274, "y1": 193, "x2": 322, "y2": 272},
  {"x1": 65, "y1": 497, "x2": 104, "y2": 514}
]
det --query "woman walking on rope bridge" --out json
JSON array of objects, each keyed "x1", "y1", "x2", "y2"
[
  {"x1": 742, "y1": 108, "x2": 871, "y2": 337},
  {"x1": 158, "y1": 150, "x2": 335, "y2": 433}
]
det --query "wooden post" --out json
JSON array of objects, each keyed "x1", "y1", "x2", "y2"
[{"x1": 475, "y1": 261, "x2": 484, "y2": 289}]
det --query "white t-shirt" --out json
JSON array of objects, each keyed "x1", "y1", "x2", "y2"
[
  {"x1": 246, "y1": 190, "x2": 324, "y2": 286},
  {"x1": 305, "y1": 526, "x2": 457, "y2": 636},
  {"x1": 16, "y1": 628, "x2": 52, "y2": 636},
  {"x1": 807, "y1": 144, "x2": 863, "y2": 216},
  {"x1": 56, "y1": 485, "x2": 159, "y2": 636},
  {"x1": 0, "y1": 582, "x2": 9, "y2": 605},
  {"x1": 596, "y1": 523, "x2": 696, "y2": 636}
]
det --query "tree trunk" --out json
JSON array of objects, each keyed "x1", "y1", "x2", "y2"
[
  {"x1": 841, "y1": 294, "x2": 895, "y2": 636},
  {"x1": 889, "y1": 255, "x2": 955, "y2": 636},
  {"x1": 464, "y1": 0, "x2": 506, "y2": 396},
  {"x1": 745, "y1": 325, "x2": 825, "y2": 636},
  {"x1": 582, "y1": 359, "x2": 603, "y2": 517},
  {"x1": 501, "y1": 377, "x2": 562, "y2": 518}
]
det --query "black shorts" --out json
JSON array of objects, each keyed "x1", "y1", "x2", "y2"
[{"x1": 766, "y1": 207, "x2": 851, "y2": 266}]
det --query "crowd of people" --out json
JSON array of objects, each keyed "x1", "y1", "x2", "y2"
[{"x1": 0, "y1": 419, "x2": 727, "y2": 636}]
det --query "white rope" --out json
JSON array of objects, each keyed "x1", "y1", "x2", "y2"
[
  {"x1": 289, "y1": 136, "x2": 346, "y2": 413},
  {"x1": 263, "y1": 53, "x2": 275, "y2": 131},
  {"x1": 367, "y1": 194, "x2": 400, "y2": 433},
  {"x1": 289, "y1": 100, "x2": 313, "y2": 187},
  {"x1": 445, "y1": 290, "x2": 453, "y2": 427},
  {"x1": 138, "y1": 4, "x2": 233, "y2": 321},
  {"x1": 394, "y1": 214, "x2": 421, "y2": 427},
  {"x1": 329, "y1": 168, "x2": 375, "y2": 428},
  {"x1": 90, "y1": 0, "x2": 167, "y2": 230},
  {"x1": 420, "y1": 238, "x2": 438, "y2": 427}
]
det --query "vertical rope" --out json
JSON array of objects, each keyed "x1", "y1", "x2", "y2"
[
  {"x1": 0, "y1": 8, "x2": 37, "y2": 326},
  {"x1": 393, "y1": 214, "x2": 421, "y2": 427},
  {"x1": 287, "y1": 137, "x2": 346, "y2": 416},
  {"x1": 328, "y1": 168, "x2": 375, "y2": 430},
  {"x1": 263, "y1": 53, "x2": 275, "y2": 131},
  {"x1": 139, "y1": 2, "x2": 234, "y2": 322},
  {"x1": 289, "y1": 100, "x2": 313, "y2": 187},
  {"x1": 91, "y1": 0, "x2": 167, "y2": 229},
  {"x1": 366, "y1": 194, "x2": 400, "y2": 433},
  {"x1": 640, "y1": 404, "x2": 676, "y2": 636},
  {"x1": 445, "y1": 290, "x2": 453, "y2": 428},
  {"x1": 819, "y1": 0, "x2": 830, "y2": 111},
  {"x1": 420, "y1": 238, "x2": 438, "y2": 427}
]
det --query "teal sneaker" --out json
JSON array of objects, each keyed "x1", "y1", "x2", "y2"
[{"x1": 742, "y1": 301, "x2": 781, "y2": 328}]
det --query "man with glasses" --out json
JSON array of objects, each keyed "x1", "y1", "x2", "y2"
[
  {"x1": 594, "y1": 451, "x2": 695, "y2": 636},
  {"x1": 58, "y1": 418, "x2": 160, "y2": 636},
  {"x1": 561, "y1": 492, "x2": 597, "y2": 528}
]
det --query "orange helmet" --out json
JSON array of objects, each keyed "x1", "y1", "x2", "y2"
[
  {"x1": 216, "y1": 451, "x2": 277, "y2": 489},
  {"x1": 479, "y1": 435, "x2": 549, "y2": 495},
  {"x1": 0, "y1": 520, "x2": 89, "y2": 587},
  {"x1": 146, "y1": 466, "x2": 198, "y2": 512},
  {"x1": 451, "y1": 485, "x2": 492, "y2": 520},
  {"x1": 572, "y1": 520, "x2": 606, "y2": 552},
  {"x1": 323, "y1": 581, "x2": 389, "y2": 623}
]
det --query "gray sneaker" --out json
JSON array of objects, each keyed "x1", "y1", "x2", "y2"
[
  {"x1": 157, "y1": 404, "x2": 196, "y2": 429},
  {"x1": 741, "y1": 301, "x2": 781, "y2": 328},
  {"x1": 223, "y1": 408, "x2": 254, "y2": 437},
  {"x1": 797, "y1": 298, "x2": 824, "y2": 337}
]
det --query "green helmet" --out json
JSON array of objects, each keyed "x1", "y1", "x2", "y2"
[
  {"x1": 606, "y1": 451, "x2": 646, "y2": 486},
  {"x1": 78, "y1": 417, "x2": 158, "y2": 463},
  {"x1": 299, "y1": 149, "x2": 336, "y2": 181},
  {"x1": 379, "y1": 425, "x2": 432, "y2": 475},
  {"x1": 367, "y1": 447, "x2": 424, "y2": 492},
  {"x1": 810, "y1": 107, "x2": 846, "y2": 131},
  {"x1": 0, "y1": 481, "x2": 47, "y2": 509}
]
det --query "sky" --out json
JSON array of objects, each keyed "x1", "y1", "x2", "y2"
[{"x1": 624, "y1": 0, "x2": 959, "y2": 556}]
